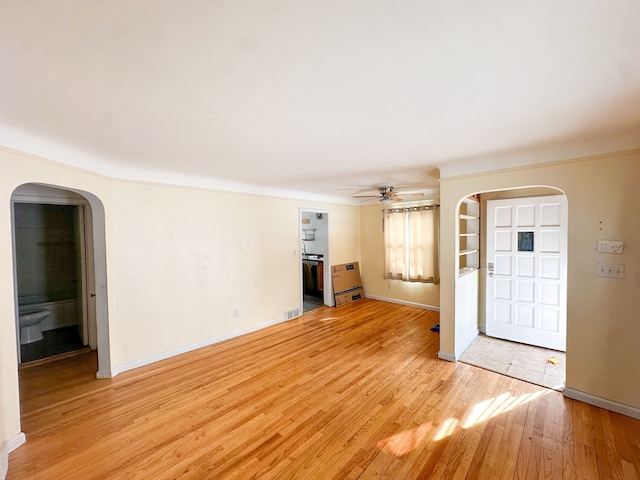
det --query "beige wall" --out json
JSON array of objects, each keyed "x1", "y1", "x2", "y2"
[
  {"x1": 360, "y1": 204, "x2": 440, "y2": 309},
  {"x1": 0, "y1": 149, "x2": 111, "y2": 446},
  {"x1": 440, "y1": 151, "x2": 640, "y2": 410},
  {"x1": 0, "y1": 148, "x2": 361, "y2": 447}
]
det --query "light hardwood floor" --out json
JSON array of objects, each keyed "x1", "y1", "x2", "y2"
[{"x1": 9, "y1": 299, "x2": 640, "y2": 479}]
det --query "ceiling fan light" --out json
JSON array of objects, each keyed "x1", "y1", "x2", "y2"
[{"x1": 380, "y1": 197, "x2": 393, "y2": 204}]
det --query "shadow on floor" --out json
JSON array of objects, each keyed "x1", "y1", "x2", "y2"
[
  {"x1": 459, "y1": 334, "x2": 566, "y2": 391},
  {"x1": 21, "y1": 326, "x2": 86, "y2": 364}
]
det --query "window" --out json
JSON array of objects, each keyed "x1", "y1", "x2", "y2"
[{"x1": 384, "y1": 205, "x2": 439, "y2": 283}]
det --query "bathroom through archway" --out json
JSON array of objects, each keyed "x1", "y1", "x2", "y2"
[{"x1": 11, "y1": 183, "x2": 111, "y2": 375}]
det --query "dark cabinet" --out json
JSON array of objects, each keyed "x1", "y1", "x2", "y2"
[{"x1": 303, "y1": 260, "x2": 323, "y2": 295}]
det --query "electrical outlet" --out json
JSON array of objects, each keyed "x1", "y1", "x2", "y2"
[{"x1": 233, "y1": 308, "x2": 240, "y2": 318}]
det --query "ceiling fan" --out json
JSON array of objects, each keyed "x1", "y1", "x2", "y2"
[{"x1": 352, "y1": 186, "x2": 424, "y2": 204}]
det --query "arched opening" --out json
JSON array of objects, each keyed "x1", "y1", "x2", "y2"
[
  {"x1": 10, "y1": 183, "x2": 111, "y2": 376},
  {"x1": 454, "y1": 186, "x2": 568, "y2": 390}
]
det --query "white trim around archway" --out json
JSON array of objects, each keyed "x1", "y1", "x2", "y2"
[{"x1": 10, "y1": 183, "x2": 112, "y2": 378}]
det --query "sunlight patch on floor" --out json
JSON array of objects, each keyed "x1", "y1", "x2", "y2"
[
  {"x1": 377, "y1": 389, "x2": 548, "y2": 457},
  {"x1": 461, "y1": 390, "x2": 546, "y2": 429},
  {"x1": 376, "y1": 422, "x2": 434, "y2": 456},
  {"x1": 434, "y1": 417, "x2": 459, "y2": 441}
]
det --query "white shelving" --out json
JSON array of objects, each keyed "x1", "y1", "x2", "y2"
[{"x1": 459, "y1": 196, "x2": 479, "y2": 276}]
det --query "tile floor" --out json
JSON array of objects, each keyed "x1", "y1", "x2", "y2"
[
  {"x1": 303, "y1": 294, "x2": 325, "y2": 312},
  {"x1": 21, "y1": 325, "x2": 85, "y2": 364},
  {"x1": 459, "y1": 334, "x2": 566, "y2": 391}
]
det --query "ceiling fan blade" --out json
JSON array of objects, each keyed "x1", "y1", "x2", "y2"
[{"x1": 352, "y1": 185, "x2": 428, "y2": 202}]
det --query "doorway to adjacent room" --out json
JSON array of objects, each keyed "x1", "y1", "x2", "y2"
[
  {"x1": 10, "y1": 183, "x2": 112, "y2": 377},
  {"x1": 456, "y1": 188, "x2": 568, "y2": 391},
  {"x1": 13, "y1": 202, "x2": 88, "y2": 363},
  {"x1": 300, "y1": 209, "x2": 330, "y2": 312}
]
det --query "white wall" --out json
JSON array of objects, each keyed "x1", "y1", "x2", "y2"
[
  {"x1": 439, "y1": 150, "x2": 640, "y2": 412},
  {"x1": 0, "y1": 147, "x2": 361, "y2": 452},
  {"x1": 300, "y1": 211, "x2": 328, "y2": 255}
]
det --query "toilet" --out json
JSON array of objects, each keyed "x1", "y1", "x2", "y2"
[{"x1": 19, "y1": 310, "x2": 49, "y2": 345}]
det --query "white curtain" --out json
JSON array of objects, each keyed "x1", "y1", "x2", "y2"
[{"x1": 384, "y1": 205, "x2": 439, "y2": 283}]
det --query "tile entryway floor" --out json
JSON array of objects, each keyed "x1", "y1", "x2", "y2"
[{"x1": 459, "y1": 334, "x2": 566, "y2": 391}]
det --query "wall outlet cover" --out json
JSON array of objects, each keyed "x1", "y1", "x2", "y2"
[{"x1": 595, "y1": 263, "x2": 625, "y2": 278}]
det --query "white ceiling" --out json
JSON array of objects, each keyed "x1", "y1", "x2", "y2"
[{"x1": 2, "y1": 1, "x2": 639, "y2": 204}]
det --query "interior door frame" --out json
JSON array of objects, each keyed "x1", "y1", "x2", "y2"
[
  {"x1": 484, "y1": 193, "x2": 568, "y2": 351},
  {"x1": 10, "y1": 191, "x2": 96, "y2": 362},
  {"x1": 299, "y1": 208, "x2": 333, "y2": 308}
]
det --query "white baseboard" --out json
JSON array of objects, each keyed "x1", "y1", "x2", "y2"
[
  {"x1": 6, "y1": 433, "x2": 25, "y2": 454},
  {"x1": 438, "y1": 329, "x2": 480, "y2": 363},
  {"x1": 364, "y1": 294, "x2": 439, "y2": 312},
  {"x1": 563, "y1": 388, "x2": 640, "y2": 420},
  {"x1": 115, "y1": 315, "x2": 291, "y2": 376},
  {"x1": 102, "y1": 299, "x2": 437, "y2": 379},
  {"x1": 438, "y1": 351, "x2": 456, "y2": 362},
  {"x1": 0, "y1": 443, "x2": 6, "y2": 480},
  {"x1": 456, "y1": 329, "x2": 480, "y2": 359},
  {"x1": 1, "y1": 433, "x2": 26, "y2": 480}
]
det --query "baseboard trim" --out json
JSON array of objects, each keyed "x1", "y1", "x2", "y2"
[
  {"x1": 364, "y1": 294, "x2": 439, "y2": 312},
  {"x1": 456, "y1": 329, "x2": 480, "y2": 359},
  {"x1": 563, "y1": 388, "x2": 640, "y2": 420},
  {"x1": 1, "y1": 433, "x2": 26, "y2": 480},
  {"x1": 116, "y1": 315, "x2": 290, "y2": 375},
  {"x1": 109, "y1": 297, "x2": 438, "y2": 377},
  {"x1": 6, "y1": 433, "x2": 25, "y2": 453},
  {"x1": 438, "y1": 351, "x2": 456, "y2": 362}
]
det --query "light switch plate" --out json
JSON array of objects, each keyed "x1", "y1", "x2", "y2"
[{"x1": 596, "y1": 263, "x2": 625, "y2": 278}]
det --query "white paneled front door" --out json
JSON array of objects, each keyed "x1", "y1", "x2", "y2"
[{"x1": 486, "y1": 195, "x2": 567, "y2": 351}]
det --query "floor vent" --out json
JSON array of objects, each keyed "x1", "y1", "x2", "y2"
[{"x1": 285, "y1": 308, "x2": 300, "y2": 320}]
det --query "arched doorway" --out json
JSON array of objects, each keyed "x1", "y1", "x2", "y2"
[
  {"x1": 11, "y1": 183, "x2": 111, "y2": 376},
  {"x1": 455, "y1": 186, "x2": 568, "y2": 390}
]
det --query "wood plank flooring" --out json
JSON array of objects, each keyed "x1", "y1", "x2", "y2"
[{"x1": 9, "y1": 299, "x2": 640, "y2": 479}]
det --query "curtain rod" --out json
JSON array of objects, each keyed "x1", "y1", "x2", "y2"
[{"x1": 384, "y1": 204, "x2": 440, "y2": 213}]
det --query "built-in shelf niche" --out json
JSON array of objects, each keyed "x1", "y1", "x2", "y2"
[{"x1": 459, "y1": 196, "x2": 479, "y2": 276}]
